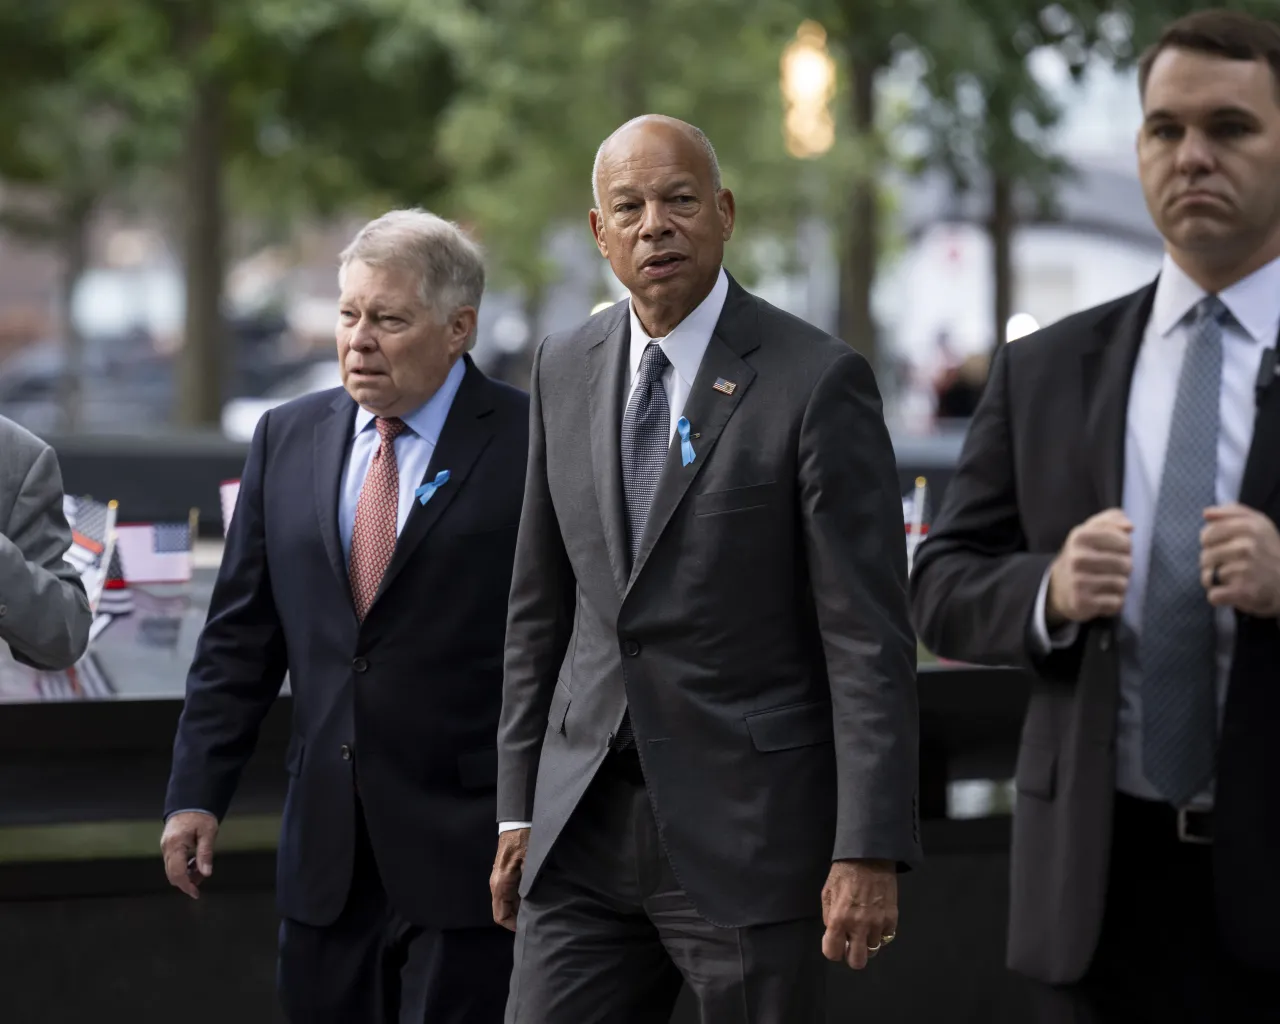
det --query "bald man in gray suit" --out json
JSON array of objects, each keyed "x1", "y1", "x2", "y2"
[
  {"x1": 0, "y1": 414, "x2": 91, "y2": 670},
  {"x1": 491, "y1": 116, "x2": 920, "y2": 1023}
]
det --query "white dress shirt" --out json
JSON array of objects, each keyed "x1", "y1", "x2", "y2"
[
  {"x1": 626, "y1": 266, "x2": 729, "y2": 439},
  {"x1": 1032, "y1": 252, "x2": 1280, "y2": 807},
  {"x1": 497, "y1": 268, "x2": 729, "y2": 835}
]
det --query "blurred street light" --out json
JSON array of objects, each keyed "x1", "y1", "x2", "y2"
[
  {"x1": 1006, "y1": 312, "x2": 1040, "y2": 342},
  {"x1": 780, "y1": 21, "x2": 837, "y2": 158}
]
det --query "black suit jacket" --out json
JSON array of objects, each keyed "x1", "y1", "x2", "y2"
[
  {"x1": 165, "y1": 357, "x2": 529, "y2": 929},
  {"x1": 910, "y1": 283, "x2": 1280, "y2": 981},
  {"x1": 499, "y1": 277, "x2": 920, "y2": 929}
]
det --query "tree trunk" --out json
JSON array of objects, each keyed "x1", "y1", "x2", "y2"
[
  {"x1": 176, "y1": 25, "x2": 226, "y2": 428},
  {"x1": 838, "y1": 55, "x2": 878, "y2": 368},
  {"x1": 57, "y1": 197, "x2": 92, "y2": 434},
  {"x1": 990, "y1": 170, "x2": 1014, "y2": 354}
]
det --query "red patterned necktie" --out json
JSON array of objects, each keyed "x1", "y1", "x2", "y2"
[{"x1": 349, "y1": 416, "x2": 406, "y2": 620}]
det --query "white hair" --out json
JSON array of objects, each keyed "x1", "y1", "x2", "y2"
[
  {"x1": 338, "y1": 208, "x2": 485, "y2": 350},
  {"x1": 591, "y1": 116, "x2": 723, "y2": 209}
]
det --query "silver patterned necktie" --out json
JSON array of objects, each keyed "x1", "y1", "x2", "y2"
[
  {"x1": 1141, "y1": 295, "x2": 1226, "y2": 807},
  {"x1": 615, "y1": 341, "x2": 670, "y2": 751},
  {"x1": 621, "y1": 342, "x2": 671, "y2": 564}
]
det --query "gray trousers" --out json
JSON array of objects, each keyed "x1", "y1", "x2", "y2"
[{"x1": 505, "y1": 749, "x2": 825, "y2": 1024}]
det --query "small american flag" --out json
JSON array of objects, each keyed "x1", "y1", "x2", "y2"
[
  {"x1": 62, "y1": 496, "x2": 110, "y2": 574},
  {"x1": 115, "y1": 522, "x2": 194, "y2": 583},
  {"x1": 220, "y1": 479, "x2": 241, "y2": 536},
  {"x1": 712, "y1": 377, "x2": 736, "y2": 395},
  {"x1": 97, "y1": 546, "x2": 135, "y2": 616}
]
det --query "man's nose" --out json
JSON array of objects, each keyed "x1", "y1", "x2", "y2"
[
  {"x1": 638, "y1": 200, "x2": 674, "y2": 241},
  {"x1": 1175, "y1": 129, "x2": 1216, "y2": 178}
]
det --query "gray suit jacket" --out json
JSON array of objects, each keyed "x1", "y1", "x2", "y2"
[
  {"x1": 0, "y1": 415, "x2": 91, "y2": 670},
  {"x1": 498, "y1": 276, "x2": 921, "y2": 928}
]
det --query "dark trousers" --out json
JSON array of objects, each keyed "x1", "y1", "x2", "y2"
[
  {"x1": 1030, "y1": 792, "x2": 1280, "y2": 1024},
  {"x1": 505, "y1": 748, "x2": 825, "y2": 1024},
  {"x1": 278, "y1": 803, "x2": 513, "y2": 1024}
]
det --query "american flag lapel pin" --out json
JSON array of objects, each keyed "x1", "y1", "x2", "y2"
[{"x1": 712, "y1": 377, "x2": 737, "y2": 395}]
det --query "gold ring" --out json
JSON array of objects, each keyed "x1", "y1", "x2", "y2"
[{"x1": 882, "y1": 932, "x2": 896, "y2": 945}]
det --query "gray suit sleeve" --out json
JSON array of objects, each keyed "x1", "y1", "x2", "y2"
[
  {"x1": 497, "y1": 339, "x2": 577, "y2": 822},
  {"x1": 798, "y1": 351, "x2": 921, "y2": 866},
  {"x1": 0, "y1": 444, "x2": 91, "y2": 670}
]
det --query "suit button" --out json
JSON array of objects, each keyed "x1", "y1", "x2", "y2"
[
  {"x1": 340, "y1": 745, "x2": 352, "y2": 761},
  {"x1": 352, "y1": 657, "x2": 369, "y2": 673},
  {"x1": 1098, "y1": 630, "x2": 1112, "y2": 652},
  {"x1": 622, "y1": 640, "x2": 640, "y2": 657}
]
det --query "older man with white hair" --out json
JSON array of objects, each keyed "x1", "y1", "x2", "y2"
[{"x1": 162, "y1": 209, "x2": 528, "y2": 1023}]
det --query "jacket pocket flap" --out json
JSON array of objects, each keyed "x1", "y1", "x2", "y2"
[
  {"x1": 547, "y1": 678, "x2": 572, "y2": 733},
  {"x1": 1015, "y1": 743, "x2": 1057, "y2": 800},
  {"x1": 285, "y1": 737, "x2": 305, "y2": 776},
  {"x1": 457, "y1": 748, "x2": 498, "y2": 790},
  {"x1": 744, "y1": 700, "x2": 833, "y2": 752},
  {"x1": 695, "y1": 482, "x2": 779, "y2": 516}
]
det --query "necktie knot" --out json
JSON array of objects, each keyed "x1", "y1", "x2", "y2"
[
  {"x1": 636, "y1": 343, "x2": 670, "y2": 385},
  {"x1": 1193, "y1": 295, "x2": 1229, "y2": 329},
  {"x1": 375, "y1": 417, "x2": 406, "y2": 446}
]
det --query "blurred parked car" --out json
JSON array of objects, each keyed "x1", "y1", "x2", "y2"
[{"x1": 220, "y1": 359, "x2": 341, "y2": 440}]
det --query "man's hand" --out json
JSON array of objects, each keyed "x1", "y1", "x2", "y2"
[
  {"x1": 821, "y1": 859, "x2": 898, "y2": 970},
  {"x1": 491, "y1": 828, "x2": 529, "y2": 932},
  {"x1": 1046, "y1": 508, "x2": 1134, "y2": 627},
  {"x1": 1201, "y1": 504, "x2": 1280, "y2": 618},
  {"x1": 161, "y1": 811, "x2": 219, "y2": 900}
]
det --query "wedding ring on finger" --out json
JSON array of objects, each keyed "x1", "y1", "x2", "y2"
[
  {"x1": 867, "y1": 940, "x2": 882, "y2": 953},
  {"x1": 881, "y1": 932, "x2": 897, "y2": 945}
]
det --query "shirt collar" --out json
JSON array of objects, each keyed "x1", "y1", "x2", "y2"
[
  {"x1": 629, "y1": 266, "x2": 729, "y2": 388},
  {"x1": 353, "y1": 356, "x2": 467, "y2": 444},
  {"x1": 1152, "y1": 251, "x2": 1280, "y2": 345}
]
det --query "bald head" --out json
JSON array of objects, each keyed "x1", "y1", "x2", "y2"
[{"x1": 591, "y1": 115, "x2": 722, "y2": 209}]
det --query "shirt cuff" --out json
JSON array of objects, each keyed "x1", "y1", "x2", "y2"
[
  {"x1": 1031, "y1": 567, "x2": 1080, "y2": 654},
  {"x1": 166, "y1": 809, "x2": 217, "y2": 821},
  {"x1": 498, "y1": 821, "x2": 532, "y2": 833}
]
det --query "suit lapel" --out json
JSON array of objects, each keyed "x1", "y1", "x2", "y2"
[
  {"x1": 370, "y1": 357, "x2": 496, "y2": 611},
  {"x1": 627, "y1": 282, "x2": 760, "y2": 590},
  {"x1": 587, "y1": 307, "x2": 632, "y2": 595},
  {"x1": 1081, "y1": 283, "x2": 1155, "y2": 509},
  {"x1": 313, "y1": 392, "x2": 358, "y2": 597},
  {"x1": 1240, "y1": 335, "x2": 1280, "y2": 510}
]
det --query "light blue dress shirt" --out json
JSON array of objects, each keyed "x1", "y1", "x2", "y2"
[{"x1": 339, "y1": 356, "x2": 467, "y2": 562}]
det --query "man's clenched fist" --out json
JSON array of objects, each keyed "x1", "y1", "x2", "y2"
[{"x1": 1047, "y1": 508, "x2": 1134, "y2": 627}]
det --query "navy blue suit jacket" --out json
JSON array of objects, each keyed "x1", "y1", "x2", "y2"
[{"x1": 165, "y1": 357, "x2": 529, "y2": 929}]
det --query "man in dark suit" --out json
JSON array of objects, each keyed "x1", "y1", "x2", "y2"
[
  {"x1": 491, "y1": 115, "x2": 920, "y2": 1023},
  {"x1": 161, "y1": 209, "x2": 527, "y2": 1023},
  {"x1": 910, "y1": 11, "x2": 1280, "y2": 1021}
]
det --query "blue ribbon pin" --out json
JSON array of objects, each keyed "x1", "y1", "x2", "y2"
[
  {"x1": 415, "y1": 469, "x2": 451, "y2": 505},
  {"x1": 677, "y1": 417, "x2": 695, "y2": 466}
]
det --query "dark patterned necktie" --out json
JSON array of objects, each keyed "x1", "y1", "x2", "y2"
[
  {"x1": 615, "y1": 342, "x2": 670, "y2": 750},
  {"x1": 621, "y1": 342, "x2": 671, "y2": 564},
  {"x1": 1141, "y1": 296, "x2": 1225, "y2": 806},
  {"x1": 349, "y1": 417, "x2": 405, "y2": 621}
]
